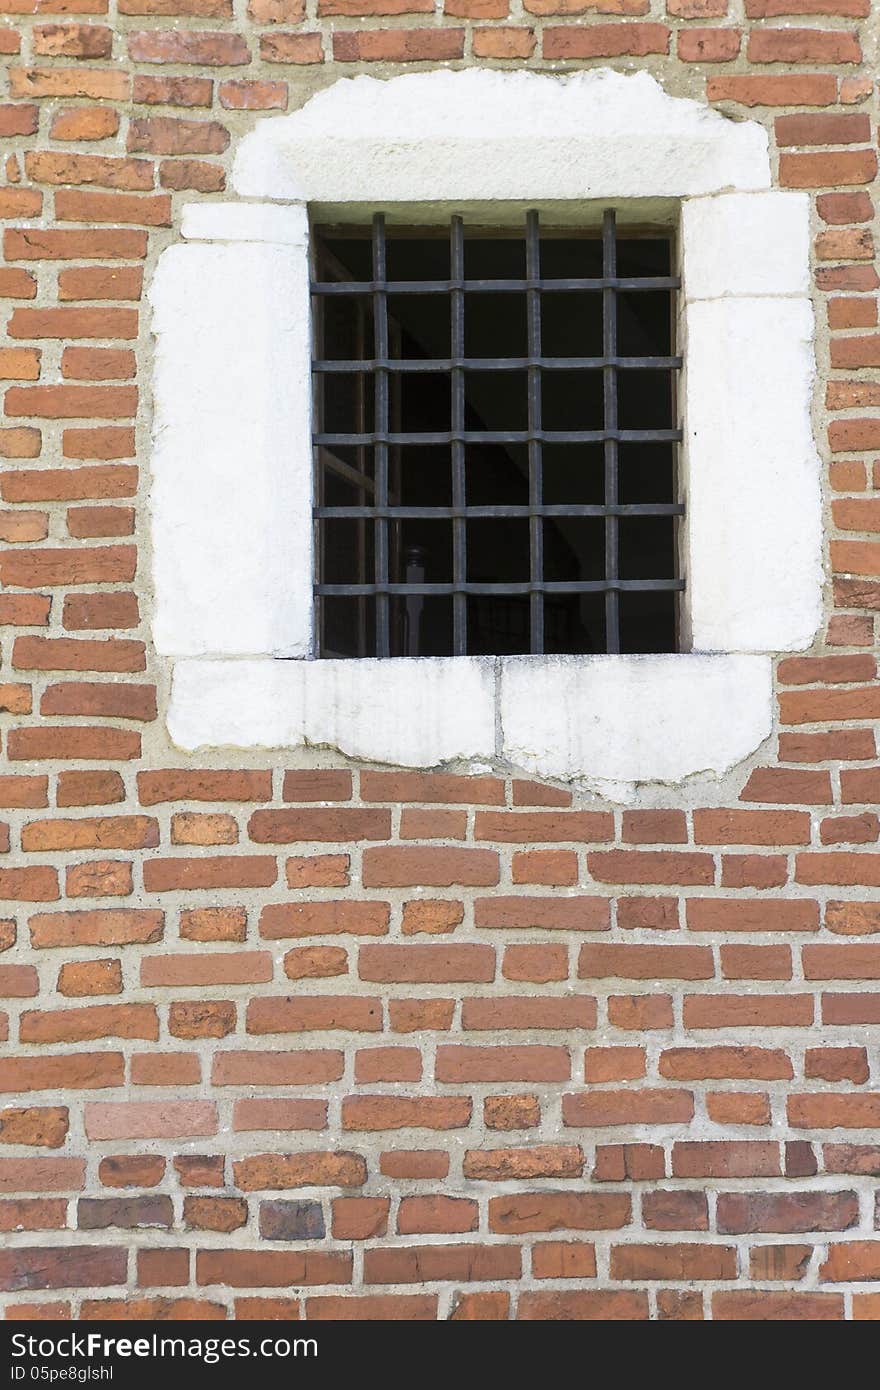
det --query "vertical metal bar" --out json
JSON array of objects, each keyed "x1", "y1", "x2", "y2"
[
  {"x1": 451, "y1": 215, "x2": 466, "y2": 655},
  {"x1": 373, "y1": 213, "x2": 390, "y2": 657},
  {"x1": 602, "y1": 208, "x2": 620, "y2": 654},
  {"x1": 526, "y1": 209, "x2": 544, "y2": 655},
  {"x1": 355, "y1": 299, "x2": 367, "y2": 657},
  {"x1": 312, "y1": 243, "x2": 325, "y2": 659}
]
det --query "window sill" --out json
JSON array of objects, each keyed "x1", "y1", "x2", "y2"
[{"x1": 167, "y1": 652, "x2": 772, "y2": 799}]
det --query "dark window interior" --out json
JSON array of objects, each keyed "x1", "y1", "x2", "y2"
[{"x1": 312, "y1": 211, "x2": 684, "y2": 659}]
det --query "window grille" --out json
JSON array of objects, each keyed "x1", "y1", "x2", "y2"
[{"x1": 312, "y1": 209, "x2": 684, "y2": 659}]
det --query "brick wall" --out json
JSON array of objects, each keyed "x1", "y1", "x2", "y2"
[{"x1": 0, "y1": 0, "x2": 879, "y2": 1322}]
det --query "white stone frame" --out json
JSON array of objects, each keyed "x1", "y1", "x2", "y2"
[{"x1": 149, "y1": 68, "x2": 822, "y2": 795}]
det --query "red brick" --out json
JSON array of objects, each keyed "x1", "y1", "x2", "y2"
[
  {"x1": 232, "y1": 1152, "x2": 366, "y2": 1190},
  {"x1": 475, "y1": 810, "x2": 612, "y2": 842},
  {"x1": 354, "y1": 1048, "x2": 421, "y2": 1084},
  {"x1": 684, "y1": 993, "x2": 813, "y2": 1028},
  {"x1": 788, "y1": 1094, "x2": 880, "y2": 1128},
  {"x1": 718, "y1": 1191, "x2": 858, "y2": 1234},
  {"x1": 128, "y1": 30, "x2": 250, "y2": 63},
  {"x1": 363, "y1": 846, "x2": 499, "y2": 887},
  {"x1": 607, "y1": 995, "x2": 674, "y2": 1030},
  {"x1": 543, "y1": 23, "x2": 669, "y2": 57},
  {"x1": 397, "y1": 1196, "x2": 478, "y2": 1235},
  {"x1": 748, "y1": 26, "x2": 861, "y2": 62},
  {"x1": 128, "y1": 116, "x2": 230, "y2": 156},
  {"x1": 437, "y1": 1045, "x2": 570, "y2": 1082},
  {"x1": 781, "y1": 150, "x2": 877, "y2": 188},
  {"x1": 401, "y1": 808, "x2": 467, "y2": 840},
  {"x1": 180, "y1": 907, "x2": 247, "y2": 942},
  {"x1": 379, "y1": 1151, "x2": 449, "y2": 1179},
  {"x1": 0, "y1": 1053, "x2": 123, "y2": 1092},
  {"x1": 261, "y1": 901, "x2": 389, "y2": 938},
  {"x1": 284, "y1": 946, "x2": 348, "y2": 979},
  {"x1": 622, "y1": 810, "x2": 687, "y2": 844},
  {"x1": 518, "y1": 1291, "x2": 648, "y2": 1320},
  {"x1": 587, "y1": 850, "x2": 714, "y2": 885},
  {"x1": 84, "y1": 1101, "x2": 217, "y2": 1140},
  {"x1": 30, "y1": 909, "x2": 162, "y2": 948},
  {"x1": 661, "y1": 1050, "x2": 795, "y2": 1084},
  {"x1": 342, "y1": 1096, "x2": 470, "y2": 1131},
  {"x1": 333, "y1": 28, "x2": 464, "y2": 60},
  {"x1": 678, "y1": 27, "x2": 740, "y2": 60},
  {"x1": 20, "y1": 1002, "x2": 157, "y2": 1044},
  {"x1": 475, "y1": 896, "x2": 609, "y2": 931},
  {"x1": 486, "y1": 1189, "x2": 631, "y2": 1234},
  {"x1": 213, "y1": 1051, "x2": 343, "y2": 1087},
  {"x1": 330, "y1": 1197, "x2": 389, "y2": 1240},
  {"x1": 249, "y1": 808, "x2": 390, "y2": 843},
  {"x1": 820, "y1": 1242, "x2": 880, "y2": 1282},
  {"x1": 358, "y1": 944, "x2": 494, "y2": 983},
  {"x1": 141, "y1": 951, "x2": 272, "y2": 987},
  {"x1": 564, "y1": 1089, "x2": 694, "y2": 1127},
  {"x1": 22, "y1": 816, "x2": 157, "y2": 852},
  {"x1": 138, "y1": 770, "x2": 271, "y2": 803},
  {"x1": 749, "y1": 1245, "x2": 812, "y2": 1281},
  {"x1": 686, "y1": 898, "x2": 819, "y2": 932},
  {"x1": 502, "y1": 943, "x2": 568, "y2": 981},
  {"x1": 484, "y1": 1094, "x2": 540, "y2": 1130},
  {"x1": 713, "y1": 1291, "x2": 843, "y2": 1319},
  {"x1": 401, "y1": 899, "x2": 462, "y2": 934},
  {"x1": 360, "y1": 771, "x2": 504, "y2": 804},
  {"x1": 143, "y1": 857, "x2": 277, "y2": 891},
  {"x1": 719, "y1": 945, "x2": 792, "y2": 980},
  {"x1": 643, "y1": 1191, "x2": 709, "y2": 1230},
  {"x1": 248, "y1": 996, "x2": 381, "y2": 1035},
  {"x1": 198, "y1": 1248, "x2": 351, "y2": 1288},
  {"x1": 0, "y1": 1248, "x2": 125, "y2": 1292},
  {"x1": 579, "y1": 943, "x2": 713, "y2": 979},
  {"x1": 672, "y1": 1142, "x2": 780, "y2": 1178},
  {"x1": 363, "y1": 1244, "x2": 519, "y2": 1284},
  {"x1": 694, "y1": 808, "x2": 810, "y2": 844},
  {"x1": 286, "y1": 855, "x2": 350, "y2": 889},
  {"x1": 307, "y1": 1294, "x2": 434, "y2": 1319},
  {"x1": 531, "y1": 1241, "x2": 597, "y2": 1279},
  {"x1": 611, "y1": 1243, "x2": 736, "y2": 1281}
]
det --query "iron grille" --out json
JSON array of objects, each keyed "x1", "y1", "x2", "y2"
[{"x1": 312, "y1": 209, "x2": 685, "y2": 659}]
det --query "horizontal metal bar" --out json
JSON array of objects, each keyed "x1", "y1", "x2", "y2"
[
  {"x1": 314, "y1": 355, "x2": 683, "y2": 373},
  {"x1": 317, "y1": 579, "x2": 686, "y2": 596},
  {"x1": 316, "y1": 429, "x2": 683, "y2": 446},
  {"x1": 316, "y1": 503, "x2": 685, "y2": 520},
  {"x1": 311, "y1": 276, "x2": 680, "y2": 295}
]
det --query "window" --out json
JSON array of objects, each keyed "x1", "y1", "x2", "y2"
[
  {"x1": 312, "y1": 211, "x2": 683, "y2": 660},
  {"x1": 149, "y1": 68, "x2": 821, "y2": 792}
]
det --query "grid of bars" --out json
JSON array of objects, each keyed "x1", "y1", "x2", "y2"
[{"x1": 312, "y1": 209, "x2": 685, "y2": 658}]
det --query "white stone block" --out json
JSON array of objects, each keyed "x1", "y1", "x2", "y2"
[
  {"x1": 180, "y1": 201, "x2": 308, "y2": 246},
  {"x1": 682, "y1": 191, "x2": 810, "y2": 301},
  {"x1": 168, "y1": 657, "x2": 497, "y2": 767},
  {"x1": 233, "y1": 69, "x2": 770, "y2": 204},
  {"x1": 684, "y1": 296, "x2": 823, "y2": 653},
  {"x1": 148, "y1": 241, "x2": 313, "y2": 659},
  {"x1": 499, "y1": 654, "x2": 773, "y2": 793}
]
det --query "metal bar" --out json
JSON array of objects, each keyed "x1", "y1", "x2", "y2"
[
  {"x1": 312, "y1": 213, "x2": 683, "y2": 660},
  {"x1": 314, "y1": 356, "x2": 683, "y2": 373},
  {"x1": 317, "y1": 503, "x2": 685, "y2": 519},
  {"x1": 316, "y1": 429, "x2": 683, "y2": 446},
  {"x1": 372, "y1": 214, "x2": 390, "y2": 657},
  {"x1": 317, "y1": 579, "x2": 685, "y2": 596},
  {"x1": 312, "y1": 276, "x2": 681, "y2": 295},
  {"x1": 317, "y1": 448, "x2": 376, "y2": 494},
  {"x1": 603, "y1": 210, "x2": 620, "y2": 654},
  {"x1": 450, "y1": 216, "x2": 466, "y2": 655},
  {"x1": 526, "y1": 209, "x2": 543, "y2": 655}
]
